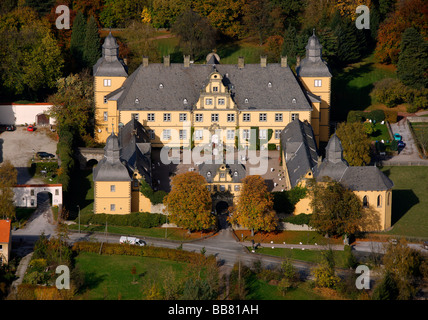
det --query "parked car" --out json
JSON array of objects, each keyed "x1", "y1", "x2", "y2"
[
  {"x1": 397, "y1": 141, "x2": 405, "y2": 148},
  {"x1": 119, "y1": 236, "x2": 146, "y2": 246},
  {"x1": 37, "y1": 152, "x2": 55, "y2": 159},
  {"x1": 393, "y1": 133, "x2": 402, "y2": 141},
  {"x1": 27, "y1": 125, "x2": 34, "y2": 131},
  {"x1": 0, "y1": 124, "x2": 16, "y2": 132}
]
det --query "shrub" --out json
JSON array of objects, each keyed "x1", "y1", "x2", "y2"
[
  {"x1": 384, "y1": 110, "x2": 398, "y2": 123},
  {"x1": 268, "y1": 143, "x2": 277, "y2": 150},
  {"x1": 363, "y1": 122, "x2": 376, "y2": 135},
  {"x1": 140, "y1": 178, "x2": 167, "y2": 205},
  {"x1": 272, "y1": 187, "x2": 307, "y2": 214},
  {"x1": 282, "y1": 213, "x2": 312, "y2": 225},
  {"x1": 347, "y1": 110, "x2": 366, "y2": 123},
  {"x1": 367, "y1": 109, "x2": 385, "y2": 122},
  {"x1": 371, "y1": 78, "x2": 412, "y2": 108},
  {"x1": 77, "y1": 212, "x2": 166, "y2": 228}
]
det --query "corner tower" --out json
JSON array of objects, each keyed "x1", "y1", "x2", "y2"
[
  {"x1": 93, "y1": 32, "x2": 128, "y2": 143},
  {"x1": 296, "y1": 30, "x2": 332, "y2": 144}
]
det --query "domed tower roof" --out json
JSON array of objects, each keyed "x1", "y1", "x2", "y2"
[
  {"x1": 305, "y1": 29, "x2": 322, "y2": 62},
  {"x1": 93, "y1": 31, "x2": 128, "y2": 76},
  {"x1": 103, "y1": 31, "x2": 119, "y2": 50},
  {"x1": 296, "y1": 29, "x2": 331, "y2": 77},
  {"x1": 105, "y1": 131, "x2": 121, "y2": 163}
]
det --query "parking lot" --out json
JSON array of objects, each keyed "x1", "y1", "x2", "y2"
[{"x1": 0, "y1": 126, "x2": 58, "y2": 184}]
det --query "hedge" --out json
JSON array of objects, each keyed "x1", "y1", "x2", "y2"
[
  {"x1": 282, "y1": 213, "x2": 312, "y2": 225},
  {"x1": 272, "y1": 187, "x2": 307, "y2": 214},
  {"x1": 72, "y1": 241, "x2": 215, "y2": 264},
  {"x1": 140, "y1": 178, "x2": 167, "y2": 205},
  {"x1": 76, "y1": 212, "x2": 167, "y2": 228}
]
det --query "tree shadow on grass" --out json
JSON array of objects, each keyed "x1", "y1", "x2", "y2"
[
  {"x1": 391, "y1": 189, "x2": 419, "y2": 226},
  {"x1": 331, "y1": 62, "x2": 376, "y2": 122},
  {"x1": 79, "y1": 271, "x2": 107, "y2": 294}
]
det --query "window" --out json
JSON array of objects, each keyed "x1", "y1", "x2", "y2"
[
  {"x1": 211, "y1": 113, "x2": 219, "y2": 122},
  {"x1": 243, "y1": 113, "x2": 250, "y2": 122},
  {"x1": 207, "y1": 171, "x2": 211, "y2": 177},
  {"x1": 275, "y1": 113, "x2": 283, "y2": 122},
  {"x1": 195, "y1": 130, "x2": 203, "y2": 141},
  {"x1": 220, "y1": 172, "x2": 225, "y2": 178},
  {"x1": 103, "y1": 96, "x2": 107, "y2": 104},
  {"x1": 30, "y1": 190, "x2": 34, "y2": 196},
  {"x1": 163, "y1": 129, "x2": 171, "y2": 140},
  {"x1": 363, "y1": 196, "x2": 369, "y2": 208},
  {"x1": 163, "y1": 113, "x2": 171, "y2": 122},
  {"x1": 55, "y1": 189, "x2": 59, "y2": 195},
  {"x1": 227, "y1": 113, "x2": 235, "y2": 122},
  {"x1": 103, "y1": 79, "x2": 111, "y2": 87},
  {"x1": 291, "y1": 113, "x2": 299, "y2": 121},
  {"x1": 213, "y1": 86, "x2": 218, "y2": 92},
  {"x1": 147, "y1": 113, "x2": 155, "y2": 122},
  {"x1": 179, "y1": 130, "x2": 187, "y2": 140},
  {"x1": 205, "y1": 98, "x2": 213, "y2": 105},
  {"x1": 103, "y1": 112, "x2": 108, "y2": 122},
  {"x1": 110, "y1": 204, "x2": 116, "y2": 211},
  {"x1": 0, "y1": 244, "x2": 2, "y2": 251},
  {"x1": 377, "y1": 195, "x2": 382, "y2": 208},
  {"x1": 148, "y1": 130, "x2": 155, "y2": 140},
  {"x1": 133, "y1": 180, "x2": 139, "y2": 188},
  {"x1": 314, "y1": 79, "x2": 322, "y2": 87},
  {"x1": 131, "y1": 113, "x2": 139, "y2": 121},
  {"x1": 227, "y1": 130, "x2": 235, "y2": 140},
  {"x1": 243, "y1": 129, "x2": 250, "y2": 140},
  {"x1": 259, "y1": 113, "x2": 267, "y2": 122},
  {"x1": 234, "y1": 185, "x2": 240, "y2": 191},
  {"x1": 259, "y1": 129, "x2": 267, "y2": 140},
  {"x1": 275, "y1": 129, "x2": 281, "y2": 139},
  {"x1": 179, "y1": 113, "x2": 187, "y2": 122},
  {"x1": 218, "y1": 98, "x2": 225, "y2": 105},
  {"x1": 268, "y1": 82, "x2": 272, "y2": 88},
  {"x1": 206, "y1": 185, "x2": 211, "y2": 191},
  {"x1": 220, "y1": 185, "x2": 225, "y2": 192},
  {"x1": 110, "y1": 185, "x2": 116, "y2": 192},
  {"x1": 195, "y1": 113, "x2": 203, "y2": 122}
]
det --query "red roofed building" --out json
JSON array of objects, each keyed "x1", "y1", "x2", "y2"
[{"x1": 0, "y1": 220, "x2": 12, "y2": 265}]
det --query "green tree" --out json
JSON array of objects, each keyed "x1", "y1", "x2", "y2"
[
  {"x1": 70, "y1": 11, "x2": 87, "y2": 72},
  {"x1": 228, "y1": 175, "x2": 277, "y2": 236},
  {"x1": 0, "y1": 7, "x2": 63, "y2": 99},
  {"x1": 0, "y1": 160, "x2": 17, "y2": 219},
  {"x1": 83, "y1": 16, "x2": 101, "y2": 68},
  {"x1": 397, "y1": 28, "x2": 428, "y2": 90},
  {"x1": 372, "y1": 271, "x2": 399, "y2": 300},
  {"x1": 172, "y1": 9, "x2": 217, "y2": 60},
  {"x1": 163, "y1": 172, "x2": 215, "y2": 231},
  {"x1": 311, "y1": 249, "x2": 341, "y2": 289},
  {"x1": 308, "y1": 179, "x2": 364, "y2": 237},
  {"x1": 336, "y1": 122, "x2": 372, "y2": 166}
]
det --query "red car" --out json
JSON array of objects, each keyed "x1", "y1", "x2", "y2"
[{"x1": 27, "y1": 125, "x2": 34, "y2": 131}]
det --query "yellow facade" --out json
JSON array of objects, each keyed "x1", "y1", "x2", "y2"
[
  {"x1": 205, "y1": 164, "x2": 242, "y2": 198},
  {"x1": 94, "y1": 181, "x2": 131, "y2": 214},
  {"x1": 299, "y1": 76, "x2": 331, "y2": 143}
]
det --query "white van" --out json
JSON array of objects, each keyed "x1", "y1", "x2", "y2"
[{"x1": 119, "y1": 236, "x2": 146, "y2": 246}]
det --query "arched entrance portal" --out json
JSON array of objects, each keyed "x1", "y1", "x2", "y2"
[
  {"x1": 213, "y1": 198, "x2": 233, "y2": 230},
  {"x1": 215, "y1": 201, "x2": 229, "y2": 215},
  {"x1": 37, "y1": 191, "x2": 53, "y2": 209}
]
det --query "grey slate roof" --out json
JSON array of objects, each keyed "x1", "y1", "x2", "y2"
[
  {"x1": 314, "y1": 134, "x2": 394, "y2": 191},
  {"x1": 93, "y1": 119, "x2": 153, "y2": 184},
  {"x1": 296, "y1": 32, "x2": 332, "y2": 78},
  {"x1": 198, "y1": 162, "x2": 246, "y2": 184},
  {"x1": 93, "y1": 132, "x2": 131, "y2": 182},
  {"x1": 106, "y1": 61, "x2": 314, "y2": 112},
  {"x1": 93, "y1": 32, "x2": 128, "y2": 77},
  {"x1": 280, "y1": 119, "x2": 319, "y2": 188}
]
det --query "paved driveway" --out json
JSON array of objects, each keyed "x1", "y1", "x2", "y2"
[{"x1": 0, "y1": 126, "x2": 58, "y2": 184}]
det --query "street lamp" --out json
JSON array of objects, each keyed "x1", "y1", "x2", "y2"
[{"x1": 77, "y1": 205, "x2": 80, "y2": 233}]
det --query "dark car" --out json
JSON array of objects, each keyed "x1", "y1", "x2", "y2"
[
  {"x1": 37, "y1": 152, "x2": 55, "y2": 159},
  {"x1": 397, "y1": 141, "x2": 405, "y2": 148},
  {"x1": 0, "y1": 124, "x2": 15, "y2": 132}
]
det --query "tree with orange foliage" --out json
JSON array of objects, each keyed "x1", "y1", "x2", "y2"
[
  {"x1": 163, "y1": 172, "x2": 215, "y2": 231},
  {"x1": 228, "y1": 175, "x2": 277, "y2": 236},
  {"x1": 375, "y1": 0, "x2": 428, "y2": 64}
]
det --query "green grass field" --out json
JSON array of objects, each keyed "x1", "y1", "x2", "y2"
[
  {"x1": 380, "y1": 166, "x2": 428, "y2": 238},
  {"x1": 332, "y1": 54, "x2": 397, "y2": 122},
  {"x1": 75, "y1": 252, "x2": 189, "y2": 300}
]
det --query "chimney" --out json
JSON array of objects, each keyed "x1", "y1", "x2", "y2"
[
  {"x1": 281, "y1": 56, "x2": 288, "y2": 67},
  {"x1": 163, "y1": 55, "x2": 170, "y2": 67},
  {"x1": 238, "y1": 56, "x2": 244, "y2": 69},
  {"x1": 183, "y1": 55, "x2": 190, "y2": 68},
  {"x1": 142, "y1": 56, "x2": 148, "y2": 67},
  {"x1": 260, "y1": 56, "x2": 267, "y2": 68},
  {"x1": 123, "y1": 58, "x2": 128, "y2": 65},
  {"x1": 296, "y1": 55, "x2": 300, "y2": 67}
]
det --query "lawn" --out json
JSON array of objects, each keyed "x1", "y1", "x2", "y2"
[
  {"x1": 75, "y1": 252, "x2": 189, "y2": 300},
  {"x1": 331, "y1": 54, "x2": 397, "y2": 122},
  {"x1": 370, "y1": 123, "x2": 391, "y2": 142},
  {"x1": 380, "y1": 166, "x2": 428, "y2": 238},
  {"x1": 235, "y1": 230, "x2": 343, "y2": 245},
  {"x1": 249, "y1": 247, "x2": 349, "y2": 269}
]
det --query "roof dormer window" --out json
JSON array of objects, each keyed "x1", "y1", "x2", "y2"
[
  {"x1": 183, "y1": 98, "x2": 188, "y2": 104},
  {"x1": 292, "y1": 98, "x2": 296, "y2": 104},
  {"x1": 268, "y1": 82, "x2": 272, "y2": 88},
  {"x1": 244, "y1": 98, "x2": 249, "y2": 103},
  {"x1": 135, "y1": 98, "x2": 139, "y2": 104},
  {"x1": 159, "y1": 83, "x2": 164, "y2": 89},
  {"x1": 207, "y1": 171, "x2": 211, "y2": 177}
]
